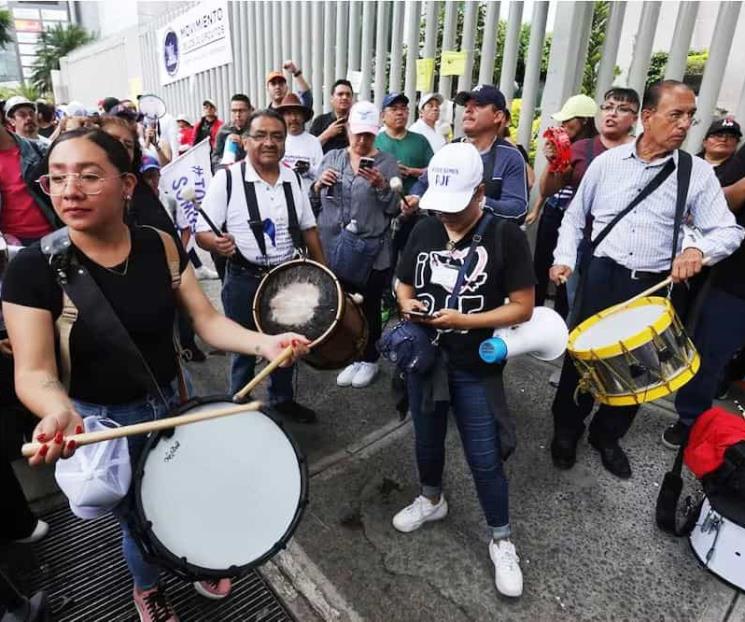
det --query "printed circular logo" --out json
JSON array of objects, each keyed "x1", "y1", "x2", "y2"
[{"x1": 163, "y1": 30, "x2": 179, "y2": 77}]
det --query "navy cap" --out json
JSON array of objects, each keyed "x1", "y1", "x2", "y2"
[
  {"x1": 382, "y1": 92, "x2": 409, "y2": 109},
  {"x1": 454, "y1": 84, "x2": 506, "y2": 111},
  {"x1": 706, "y1": 117, "x2": 742, "y2": 139}
]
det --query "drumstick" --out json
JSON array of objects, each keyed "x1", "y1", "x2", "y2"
[
  {"x1": 182, "y1": 187, "x2": 222, "y2": 237},
  {"x1": 21, "y1": 400, "x2": 262, "y2": 458},
  {"x1": 232, "y1": 344, "x2": 295, "y2": 402}
]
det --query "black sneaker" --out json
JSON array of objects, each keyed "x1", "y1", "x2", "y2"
[
  {"x1": 273, "y1": 400, "x2": 317, "y2": 424},
  {"x1": 661, "y1": 422, "x2": 689, "y2": 450}
]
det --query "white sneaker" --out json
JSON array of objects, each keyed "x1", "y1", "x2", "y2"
[
  {"x1": 352, "y1": 362, "x2": 379, "y2": 388},
  {"x1": 489, "y1": 539, "x2": 523, "y2": 597},
  {"x1": 14, "y1": 520, "x2": 49, "y2": 544},
  {"x1": 392, "y1": 495, "x2": 448, "y2": 533},
  {"x1": 195, "y1": 266, "x2": 219, "y2": 280},
  {"x1": 337, "y1": 362, "x2": 360, "y2": 387}
]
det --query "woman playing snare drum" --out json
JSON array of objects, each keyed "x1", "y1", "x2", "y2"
[{"x1": 1, "y1": 128, "x2": 309, "y2": 622}]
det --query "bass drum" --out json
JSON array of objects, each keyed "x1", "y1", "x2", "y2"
[
  {"x1": 253, "y1": 258, "x2": 368, "y2": 369},
  {"x1": 133, "y1": 397, "x2": 308, "y2": 579}
]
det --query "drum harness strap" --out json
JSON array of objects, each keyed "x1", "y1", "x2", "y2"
[
  {"x1": 42, "y1": 226, "x2": 184, "y2": 411},
  {"x1": 238, "y1": 161, "x2": 306, "y2": 266},
  {"x1": 571, "y1": 151, "x2": 693, "y2": 403}
]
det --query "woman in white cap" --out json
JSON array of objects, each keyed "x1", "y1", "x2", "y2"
[
  {"x1": 312, "y1": 101, "x2": 400, "y2": 389},
  {"x1": 393, "y1": 141, "x2": 535, "y2": 597}
]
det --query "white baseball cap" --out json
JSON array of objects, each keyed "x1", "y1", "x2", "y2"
[
  {"x1": 420, "y1": 142, "x2": 484, "y2": 213},
  {"x1": 418, "y1": 92, "x2": 444, "y2": 112},
  {"x1": 348, "y1": 101, "x2": 380, "y2": 135},
  {"x1": 55, "y1": 417, "x2": 131, "y2": 519},
  {"x1": 5, "y1": 95, "x2": 34, "y2": 117}
]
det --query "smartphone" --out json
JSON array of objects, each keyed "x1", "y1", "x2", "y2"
[{"x1": 359, "y1": 157, "x2": 375, "y2": 170}]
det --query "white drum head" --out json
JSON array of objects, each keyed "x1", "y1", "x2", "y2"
[
  {"x1": 573, "y1": 304, "x2": 667, "y2": 351},
  {"x1": 137, "y1": 402, "x2": 304, "y2": 575}
]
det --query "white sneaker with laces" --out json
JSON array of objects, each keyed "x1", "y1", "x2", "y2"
[
  {"x1": 392, "y1": 495, "x2": 448, "y2": 533},
  {"x1": 337, "y1": 362, "x2": 361, "y2": 387},
  {"x1": 489, "y1": 539, "x2": 523, "y2": 597},
  {"x1": 352, "y1": 362, "x2": 379, "y2": 388},
  {"x1": 195, "y1": 266, "x2": 219, "y2": 280}
]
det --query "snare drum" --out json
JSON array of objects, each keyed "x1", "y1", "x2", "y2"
[
  {"x1": 133, "y1": 397, "x2": 307, "y2": 579},
  {"x1": 253, "y1": 258, "x2": 368, "y2": 369},
  {"x1": 567, "y1": 296, "x2": 700, "y2": 406}
]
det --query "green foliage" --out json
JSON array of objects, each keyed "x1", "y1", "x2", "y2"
[
  {"x1": 0, "y1": 83, "x2": 42, "y2": 101},
  {"x1": 645, "y1": 49, "x2": 709, "y2": 89},
  {"x1": 0, "y1": 9, "x2": 12, "y2": 49},
  {"x1": 581, "y1": 2, "x2": 611, "y2": 96},
  {"x1": 31, "y1": 23, "x2": 95, "y2": 96}
]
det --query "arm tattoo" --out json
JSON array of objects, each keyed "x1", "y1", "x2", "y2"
[{"x1": 40, "y1": 376, "x2": 64, "y2": 391}]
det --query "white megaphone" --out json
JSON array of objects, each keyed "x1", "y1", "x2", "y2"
[{"x1": 479, "y1": 306, "x2": 568, "y2": 364}]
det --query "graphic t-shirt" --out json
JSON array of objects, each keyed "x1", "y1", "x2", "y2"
[{"x1": 397, "y1": 213, "x2": 536, "y2": 373}]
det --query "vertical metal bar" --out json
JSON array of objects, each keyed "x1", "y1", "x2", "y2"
[
  {"x1": 478, "y1": 1, "x2": 500, "y2": 86},
  {"x1": 335, "y1": 0, "x2": 349, "y2": 84},
  {"x1": 627, "y1": 1, "x2": 662, "y2": 98},
  {"x1": 517, "y1": 1, "x2": 549, "y2": 150},
  {"x1": 311, "y1": 2, "x2": 323, "y2": 115},
  {"x1": 685, "y1": 1, "x2": 742, "y2": 151},
  {"x1": 374, "y1": 1, "x2": 389, "y2": 105},
  {"x1": 388, "y1": 0, "x2": 405, "y2": 93},
  {"x1": 595, "y1": 1, "x2": 627, "y2": 102},
  {"x1": 245, "y1": 3, "x2": 255, "y2": 102},
  {"x1": 422, "y1": 1, "x2": 438, "y2": 58},
  {"x1": 292, "y1": 1, "x2": 302, "y2": 69},
  {"x1": 264, "y1": 2, "x2": 274, "y2": 75},
  {"x1": 256, "y1": 2, "x2": 266, "y2": 106},
  {"x1": 272, "y1": 2, "x2": 282, "y2": 70},
  {"x1": 323, "y1": 2, "x2": 336, "y2": 111},
  {"x1": 282, "y1": 2, "x2": 291, "y2": 66},
  {"x1": 438, "y1": 0, "x2": 457, "y2": 98},
  {"x1": 572, "y1": 2, "x2": 594, "y2": 94},
  {"x1": 404, "y1": 0, "x2": 421, "y2": 117},
  {"x1": 456, "y1": 1, "x2": 478, "y2": 93},
  {"x1": 736, "y1": 73, "x2": 745, "y2": 130},
  {"x1": 348, "y1": 1, "x2": 361, "y2": 72},
  {"x1": 359, "y1": 1, "x2": 376, "y2": 101},
  {"x1": 665, "y1": 2, "x2": 699, "y2": 81},
  {"x1": 302, "y1": 2, "x2": 312, "y2": 83}
]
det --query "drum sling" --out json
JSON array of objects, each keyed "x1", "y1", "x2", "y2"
[
  {"x1": 42, "y1": 226, "x2": 184, "y2": 409},
  {"x1": 568, "y1": 150, "x2": 692, "y2": 328}
]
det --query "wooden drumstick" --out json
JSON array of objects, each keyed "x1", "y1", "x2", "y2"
[
  {"x1": 21, "y1": 400, "x2": 263, "y2": 458},
  {"x1": 232, "y1": 344, "x2": 295, "y2": 402}
]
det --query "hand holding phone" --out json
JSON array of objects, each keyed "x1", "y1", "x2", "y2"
[{"x1": 359, "y1": 157, "x2": 375, "y2": 170}]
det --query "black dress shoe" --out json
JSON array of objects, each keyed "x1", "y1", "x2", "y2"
[
  {"x1": 588, "y1": 436, "x2": 631, "y2": 479},
  {"x1": 550, "y1": 430, "x2": 582, "y2": 470},
  {"x1": 273, "y1": 400, "x2": 318, "y2": 424}
]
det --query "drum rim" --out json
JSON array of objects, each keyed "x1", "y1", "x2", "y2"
[
  {"x1": 589, "y1": 351, "x2": 700, "y2": 406},
  {"x1": 252, "y1": 258, "x2": 344, "y2": 349},
  {"x1": 568, "y1": 296, "x2": 674, "y2": 361},
  {"x1": 131, "y1": 394, "x2": 309, "y2": 580}
]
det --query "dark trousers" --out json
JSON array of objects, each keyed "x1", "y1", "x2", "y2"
[
  {"x1": 0, "y1": 448, "x2": 35, "y2": 542},
  {"x1": 221, "y1": 262, "x2": 294, "y2": 400},
  {"x1": 675, "y1": 287, "x2": 745, "y2": 426},
  {"x1": 552, "y1": 257, "x2": 667, "y2": 444},
  {"x1": 341, "y1": 269, "x2": 389, "y2": 363},
  {"x1": 534, "y1": 201, "x2": 568, "y2": 318}
]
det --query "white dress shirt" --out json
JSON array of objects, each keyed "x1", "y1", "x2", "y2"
[
  {"x1": 197, "y1": 159, "x2": 316, "y2": 266},
  {"x1": 409, "y1": 119, "x2": 447, "y2": 153},
  {"x1": 554, "y1": 139, "x2": 744, "y2": 272}
]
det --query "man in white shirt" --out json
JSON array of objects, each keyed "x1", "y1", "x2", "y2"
[
  {"x1": 196, "y1": 110, "x2": 325, "y2": 423},
  {"x1": 277, "y1": 94, "x2": 324, "y2": 196},
  {"x1": 409, "y1": 93, "x2": 447, "y2": 153}
]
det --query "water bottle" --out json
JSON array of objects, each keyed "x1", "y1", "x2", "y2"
[{"x1": 221, "y1": 138, "x2": 239, "y2": 165}]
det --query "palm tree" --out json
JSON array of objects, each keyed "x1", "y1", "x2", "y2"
[
  {"x1": 0, "y1": 9, "x2": 12, "y2": 49},
  {"x1": 31, "y1": 23, "x2": 94, "y2": 95}
]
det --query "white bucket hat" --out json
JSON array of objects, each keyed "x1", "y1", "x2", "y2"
[{"x1": 55, "y1": 417, "x2": 131, "y2": 519}]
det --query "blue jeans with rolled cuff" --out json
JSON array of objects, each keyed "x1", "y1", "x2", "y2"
[
  {"x1": 407, "y1": 369, "x2": 511, "y2": 541},
  {"x1": 221, "y1": 261, "x2": 295, "y2": 401},
  {"x1": 73, "y1": 383, "x2": 180, "y2": 590}
]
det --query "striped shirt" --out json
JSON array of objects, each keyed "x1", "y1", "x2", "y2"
[{"x1": 553, "y1": 139, "x2": 744, "y2": 272}]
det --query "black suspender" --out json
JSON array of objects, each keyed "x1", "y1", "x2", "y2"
[{"x1": 238, "y1": 161, "x2": 305, "y2": 262}]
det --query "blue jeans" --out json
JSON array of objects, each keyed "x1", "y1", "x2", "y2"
[
  {"x1": 74, "y1": 384, "x2": 179, "y2": 590},
  {"x1": 675, "y1": 287, "x2": 745, "y2": 426},
  {"x1": 221, "y1": 262, "x2": 294, "y2": 400},
  {"x1": 407, "y1": 369, "x2": 510, "y2": 540}
]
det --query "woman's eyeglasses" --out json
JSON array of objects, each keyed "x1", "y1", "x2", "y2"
[{"x1": 37, "y1": 173, "x2": 124, "y2": 196}]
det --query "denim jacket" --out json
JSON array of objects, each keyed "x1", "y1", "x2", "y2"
[{"x1": 0, "y1": 133, "x2": 57, "y2": 230}]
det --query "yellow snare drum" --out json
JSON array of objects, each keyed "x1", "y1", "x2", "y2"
[{"x1": 567, "y1": 296, "x2": 699, "y2": 406}]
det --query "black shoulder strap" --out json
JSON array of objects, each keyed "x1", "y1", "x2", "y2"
[
  {"x1": 226, "y1": 164, "x2": 233, "y2": 205},
  {"x1": 240, "y1": 161, "x2": 268, "y2": 259},
  {"x1": 655, "y1": 432, "x2": 700, "y2": 537},
  {"x1": 585, "y1": 137, "x2": 596, "y2": 165},
  {"x1": 671, "y1": 150, "x2": 692, "y2": 267},
  {"x1": 447, "y1": 212, "x2": 495, "y2": 309},
  {"x1": 282, "y1": 178, "x2": 305, "y2": 252},
  {"x1": 591, "y1": 157, "x2": 675, "y2": 252}
]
